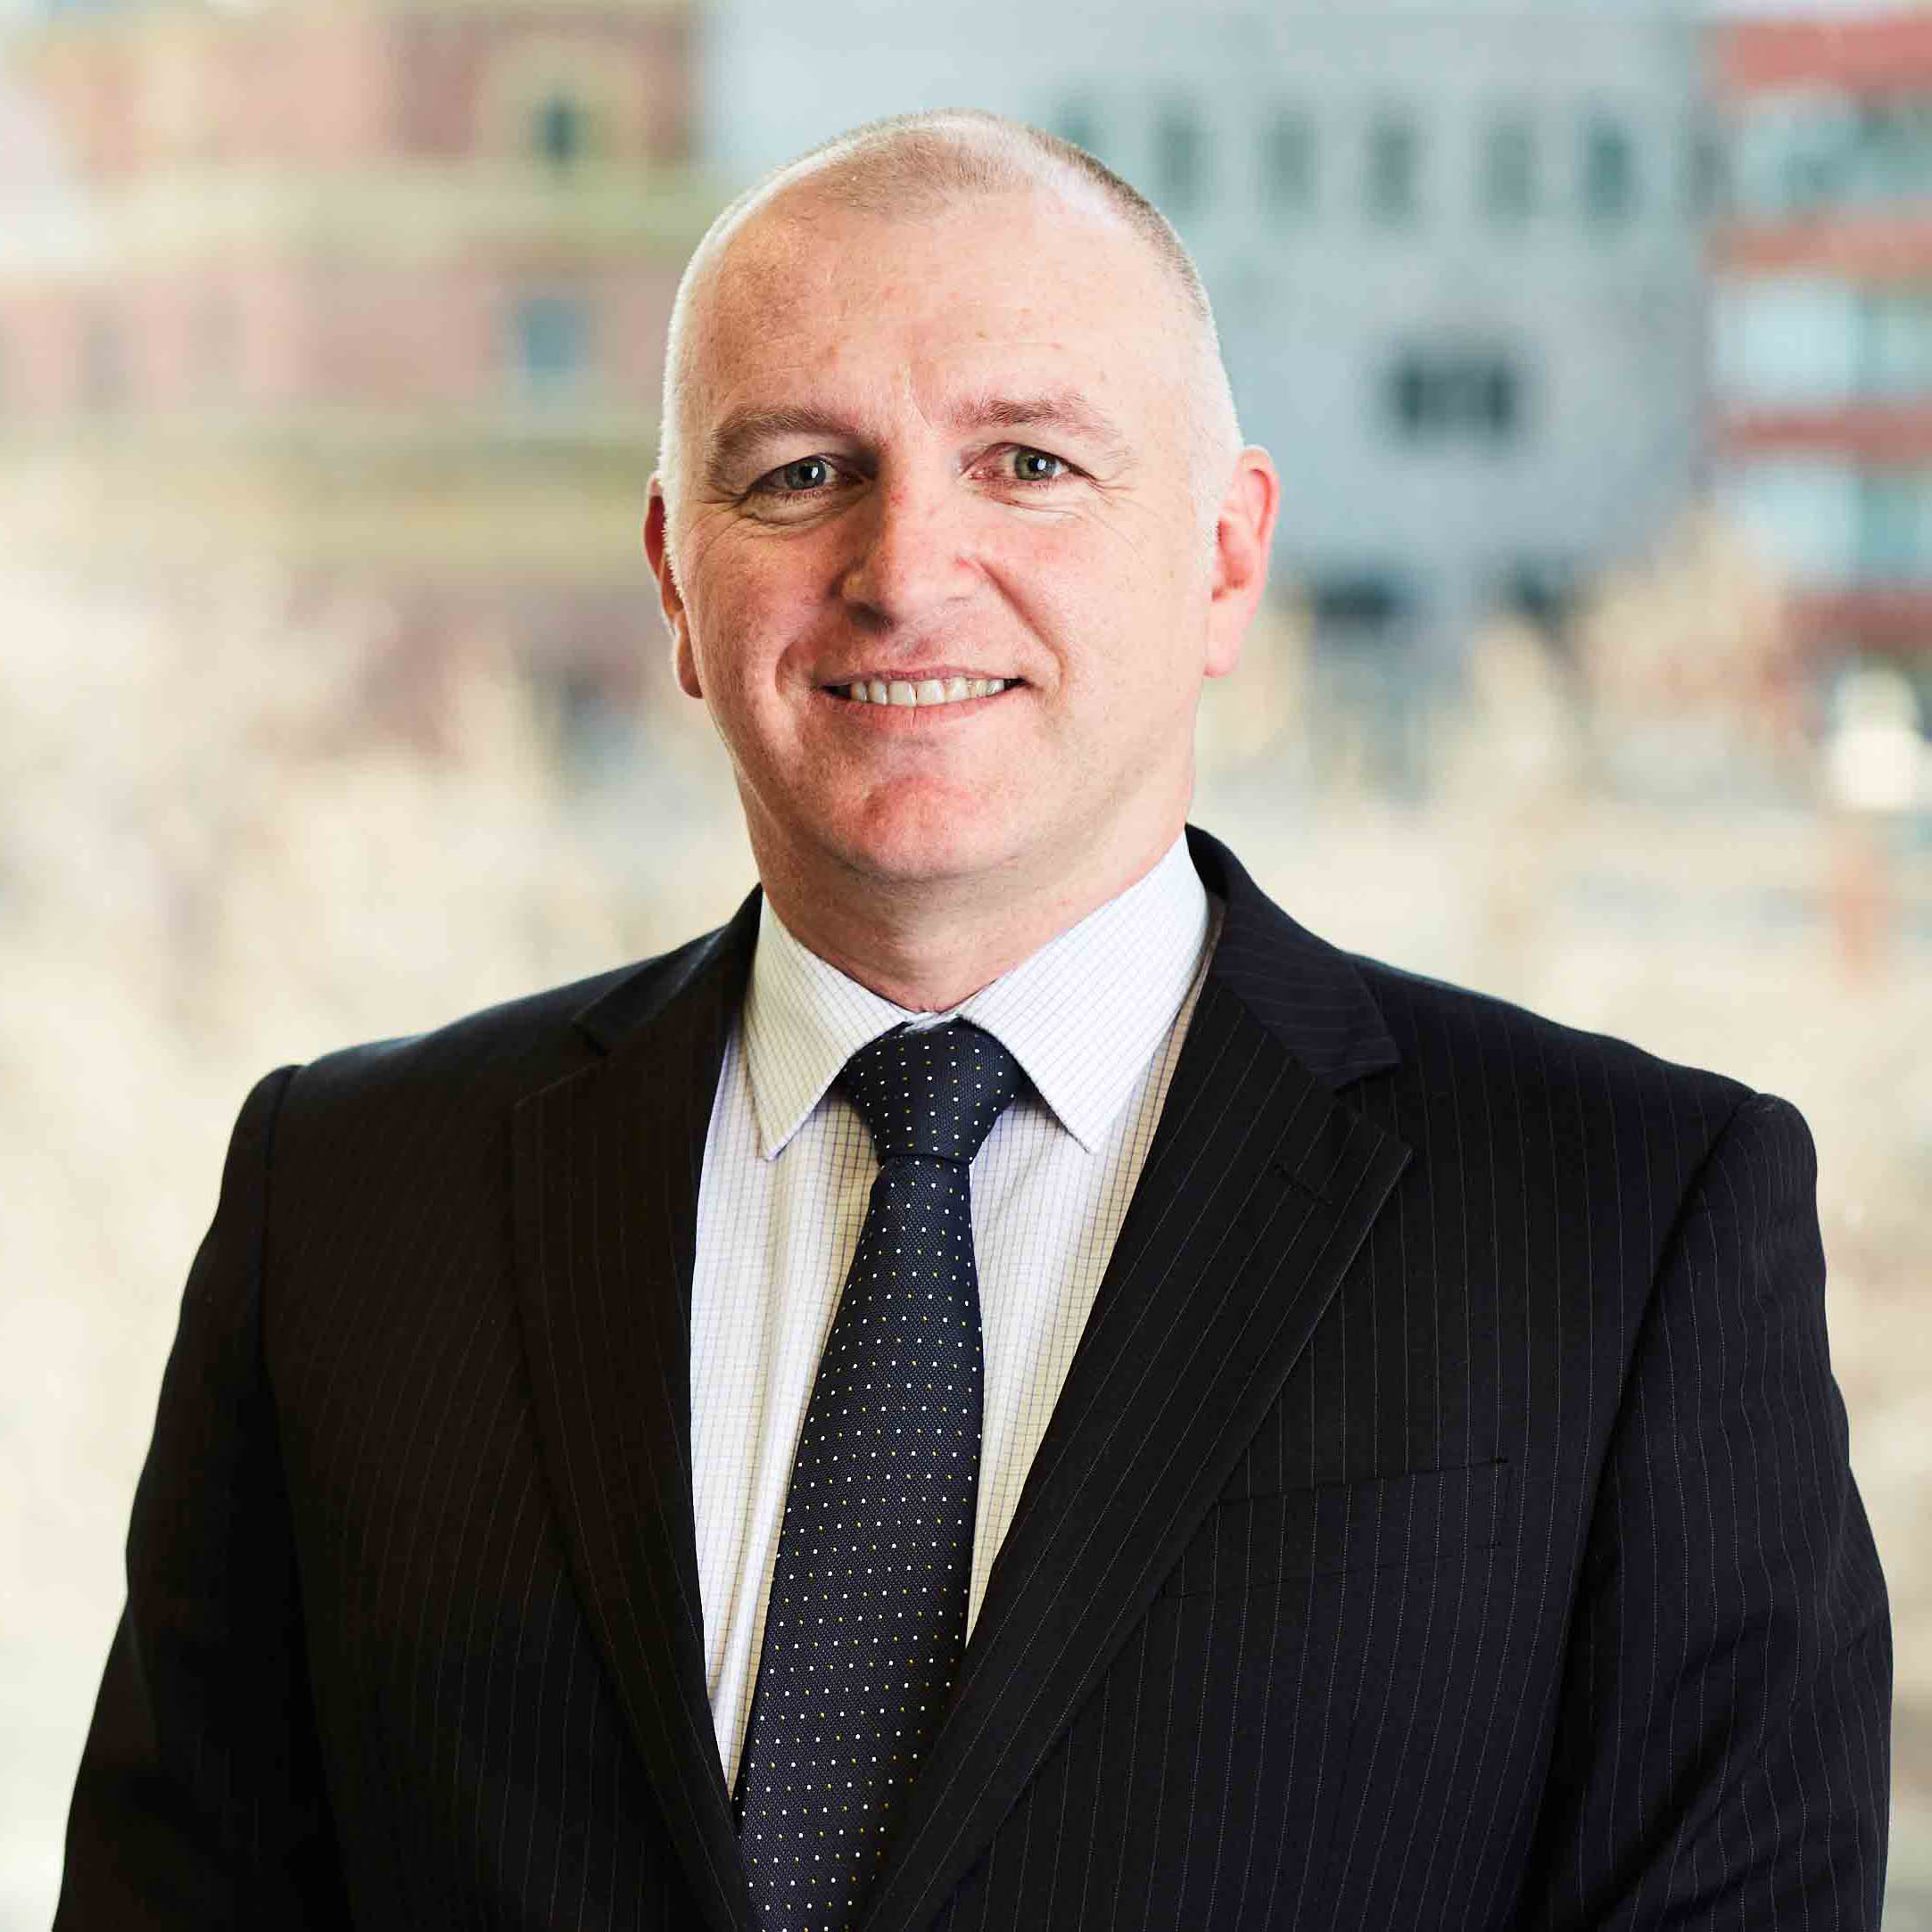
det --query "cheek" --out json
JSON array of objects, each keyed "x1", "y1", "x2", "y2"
[
  {"x1": 1015, "y1": 500, "x2": 1198, "y2": 630},
  {"x1": 684, "y1": 569, "x2": 797, "y2": 703},
  {"x1": 1003, "y1": 524, "x2": 1140, "y2": 660}
]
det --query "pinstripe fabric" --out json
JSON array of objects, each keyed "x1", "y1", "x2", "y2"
[
  {"x1": 57, "y1": 826, "x2": 1890, "y2": 1931},
  {"x1": 693, "y1": 834, "x2": 1215, "y2": 1791}
]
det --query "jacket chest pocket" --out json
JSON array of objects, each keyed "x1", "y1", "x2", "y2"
[{"x1": 1159, "y1": 1458, "x2": 1513, "y2": 1599}]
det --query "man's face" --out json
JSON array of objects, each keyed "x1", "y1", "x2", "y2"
[{"x1": 647, "y1": 184, "x2": 1274, "y2": 908}]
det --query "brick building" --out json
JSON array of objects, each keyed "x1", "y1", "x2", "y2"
[
  {"x1": 0, "y1": 0, "x2": 714, "y2": 718},
  {"x1": 1712, "y1": 9, "x2": 1932, "y2": 677}
]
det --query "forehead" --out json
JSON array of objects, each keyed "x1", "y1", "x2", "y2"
[{"x1": 685, "y1": 186, "x2": 1191, "y2": 433}]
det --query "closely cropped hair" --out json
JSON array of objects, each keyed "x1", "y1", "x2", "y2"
[
  {"x1": 764, "y1": 110, "x2": 1218, "y2": 336},
  {"x1": 657, "y1": 108, "x2": 1239, "y2": 515}
]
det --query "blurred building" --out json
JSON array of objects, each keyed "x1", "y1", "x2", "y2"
[
  {"x1": 1713, "y1": 10, "x2": 1932, "y2": 722},
  {"x1": 700, "y1": 0, "x2": 1718, "y2": 778},
  {"x1": 0, "y1": 0, "x2": 713, "y2": 720}
]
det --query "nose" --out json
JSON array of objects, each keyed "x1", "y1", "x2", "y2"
[{"x1": 836, "y1": 472, "x2": 974, "y2": 626}]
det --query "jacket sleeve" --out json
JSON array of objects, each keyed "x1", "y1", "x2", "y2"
[
  {"x1": 55, "y1": 1065, "x2": 351, "y2": 1928},
  {"x1": 1515, "y1": 1091, "x2": 1892, "y2": 1929}
]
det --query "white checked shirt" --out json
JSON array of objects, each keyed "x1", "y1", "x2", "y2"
[{"x1": 689, "y1": 834, "x2": 1222, "y2": 1792}]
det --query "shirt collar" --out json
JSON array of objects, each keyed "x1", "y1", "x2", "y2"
[{"x1": 744, "y1": 833, "x2": 1211, "y2": 1159}]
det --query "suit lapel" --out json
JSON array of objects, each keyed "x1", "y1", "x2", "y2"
[
  {"x1": 860, "y1": 830, "x2": 1413, "y2": 1932},
  {"x1": 511, "y1": 894, "x2": 763, "y2": 1932},
  {"x1": 508, "y1": 830, "x2": 1408, "y2": 1932}
]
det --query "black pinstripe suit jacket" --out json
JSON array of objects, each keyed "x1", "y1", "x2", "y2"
[{"x1": 58, "y1": 827, "x2": 1892, "y2": 1930}]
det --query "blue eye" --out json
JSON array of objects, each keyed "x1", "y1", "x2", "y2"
[
  {"x1": 1011, "y1": 449, "x2": 1065, "y2": 482},
  {"x1": 777, "y1": 457, "x2": 831, "y2": 491}
]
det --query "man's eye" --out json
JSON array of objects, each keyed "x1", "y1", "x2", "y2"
[
  {"x1": 1010, "y1": 448, "x2": 1067, "y2": 483},
  {"x1": 764, "y1": 457, "x2": 835, "y2": 493}
]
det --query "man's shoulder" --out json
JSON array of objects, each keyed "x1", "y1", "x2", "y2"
[
  {"x1": 277, "y1": 919, "x2": 739, "y2": 1132},
  {"x1": 1196, "y1": 826, "x2": 1755, "y2": 1134},
  {"x1": 1343, "y1": 947, "x2": 1754, "y2": 1128}
]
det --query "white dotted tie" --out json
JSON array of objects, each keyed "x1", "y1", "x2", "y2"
[{"x1": 733, "y1": 1020, "x2": 1025, "y2": 1932}]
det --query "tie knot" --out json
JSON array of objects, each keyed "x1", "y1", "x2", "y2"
[{"x1": 838, "y1": 1020, "x2": 1025, "y2": 1167}]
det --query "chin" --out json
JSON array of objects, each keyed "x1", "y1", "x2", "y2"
[{"x1": 829, "y1": 790, "x2": 1021, "y2": 887}]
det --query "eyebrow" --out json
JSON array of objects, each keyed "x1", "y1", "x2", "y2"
[
  {"x1": 700, "y1": 387, "x2": 1133, "y2": 493},
  {"x1": 946, "y1": 387, "x2": 1132, "y2": 464},
  {"x1": 704, "y1": 406, "x2": 858, "y2": 494}
]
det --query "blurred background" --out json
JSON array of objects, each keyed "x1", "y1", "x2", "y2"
[{"x1": 1, "y1": 0, "x2": 1928, "y2": 1922}]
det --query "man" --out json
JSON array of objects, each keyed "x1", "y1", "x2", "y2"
[{"x1": 59, "y1": 111, "x2": 1889, "y2": 1930}]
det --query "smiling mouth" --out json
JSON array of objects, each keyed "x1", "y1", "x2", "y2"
[{"x1": 822, "y1": 676, "x2": 1022, "y2": 708}]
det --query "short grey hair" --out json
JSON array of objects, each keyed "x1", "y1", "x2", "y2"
[{"x1": 656, "y1": 108, "x2": 1241, "y2": 521}]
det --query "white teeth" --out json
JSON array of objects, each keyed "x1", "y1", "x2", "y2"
[{"x1": 837, "y1": 676, "x2": 1017, "y2": 706}]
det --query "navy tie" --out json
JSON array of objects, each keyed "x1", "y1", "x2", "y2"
[{"x1": 734, "y1": 1020, "x2": 1026, "y2": 1932}]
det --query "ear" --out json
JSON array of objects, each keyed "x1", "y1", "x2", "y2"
[
  {"x1": 644, "y1": 479, "x2": 704, "y2": 699},
  {"x1": 1203, "y1": 447, "x2": 1281, "y2": 681}
]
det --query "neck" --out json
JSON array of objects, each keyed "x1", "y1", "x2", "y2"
[{"x1": 754, "y1": 824, "x2": 1186, "y2": 1012}]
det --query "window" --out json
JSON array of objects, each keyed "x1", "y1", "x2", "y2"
[
  {"x1": 513, "y1": 295, "x2": 590, "y2": 394},
  {"x1": 1387, "y1": 350, "x2": 1524, "y2": 443},
  {"x1": 1719, "y1": 281, "x2": 1932, "y2": 407},
  {"x1": 1309, "y1": 571, "x2": 1412, "y2": 632},
  {"x1": 1712, "y1": 279, "x2": 1857, "y2": 408},
  {"x1": 1366, "y1": 111, "x2": 1421, "y2": 227},
  {"x1": 1482, "y1": 113, "x2": 1535, "y2": 227},
  {"x1": 1852, "y1": 97, "x2": 1932, "y2": 206},
  {"x1": 1777, "y1": 113, "x2": 1849, "y2": 217},
  {"x1": 1857, "y1": 473, "x2": 1932, "y2": 578},
  {"x1": 1499, "y1": 562, "x2": 1575, "y2": 635},
  {"x1": 1859, "y1": 286, "x2": 1932, "y2": 396},
  {"x1": 1582, "y1": 114, "x2": 1637, "y2": 227},
  {"x1": 1718, "y1": 461, "x2": 1857, "y2": 583},
  {"x1": 1154, "y1": 104, "x2": 1204, "y2": 217},
  {"x1": 1263, "y1": 109, "x2": 1317, "y2": 219},
  {"x1": 534, "y1": 93, "x2": 587, "y2": 169},
  {"x1": 1731, "y1": 95, "x2": 1932, "y2": 223}
]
